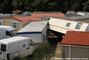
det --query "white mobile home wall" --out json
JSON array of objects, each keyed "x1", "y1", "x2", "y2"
[
  {"x1": 49, "y1": 18, "x2": 89, "y2": 34},
  {"x1": 17, "y1": 21, "x2": 48, "y2": 43}
]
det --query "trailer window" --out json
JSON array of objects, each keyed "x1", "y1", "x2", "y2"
[
  {"x1": 6, "y1": 31, "x2": 13, "y2": 37},
  {"x1": 11, "y1": 22, "x2": 18, "y2": 28},
  {"x1": 85, "y1": 24, "x2": 89, "y2": 31},
  {"x1": 66, "y1": 23, "x2": 71, "y2": 27},
  {"x1": 1, "y1": 44, "x2": 6, "y2": 52},
  {"x1": 0, "y1": 22, "x2": 2, "y2": 25},
  {"x1": 75, "y1": 23, "x2": 82, "y2": 30}
]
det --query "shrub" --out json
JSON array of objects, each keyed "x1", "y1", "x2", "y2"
[{"x1": 32, "y1": 42, "x2": 55, "y2": 60}]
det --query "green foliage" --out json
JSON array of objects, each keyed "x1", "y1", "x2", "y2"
[
  {"x1": 0, "y1": 0, "x2": 89, "y2": 13},
  {"x1": 32, "y1": 42, "x2": 55, "y2": 60},
  {"x1": 70, "y1": 1, "x2": 79, "y2": 11},
  {"x1": 0, "y1": 0, "x2": 13, "y2": 13},
  {"x1": 83, "y1": 0, "x2": 89, "y2": 11}
]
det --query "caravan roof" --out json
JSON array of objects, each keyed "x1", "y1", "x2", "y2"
[
  {"x1": 0, "y1": 36, "x2": 30, "y2": 44},
  {"x1": 0, "y1": 26, "x2": 15, "y2": 31},
  {"x1": 18, "y1": 20, "x2": 48, "y2": 33}
]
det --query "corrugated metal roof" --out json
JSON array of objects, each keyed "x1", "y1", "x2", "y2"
[
  {"x1": 18, "y1": 20, "x2": 48, "y2": 32},
  {"x1": 61, "y1": 31, "x2": 89, "y2": 46},
  {"x1": 3, "y1": 16, "x2": 43, "y2": 22}
]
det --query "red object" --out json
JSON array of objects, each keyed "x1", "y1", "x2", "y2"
[
  {"x1": 31, "y1": 13, "x2": 65, "y2": 17},
  {"x1": 3, "y1": 16, "x2": 43, "y2": 22},
  {"x1": 61, "y1": 31, "x2": 89, "y2": 46},
  {"x1": 12, "y1": 10, "x2": 22, "y2": 14}
]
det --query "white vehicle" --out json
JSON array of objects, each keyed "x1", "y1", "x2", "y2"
[
  {"x1": 0, "y1": 36, "x2": 34, "y2": 60},
  {"x1": 0, "y1": 26, "x2": 16, "y2": 39}
]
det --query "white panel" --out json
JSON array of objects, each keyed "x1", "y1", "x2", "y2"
[
  {"x1": 19, "y1": 34, "x2": 42, "y2": 43},
  {"x1": 49, "y1": 18, "x2": 89, "y2": 34}
]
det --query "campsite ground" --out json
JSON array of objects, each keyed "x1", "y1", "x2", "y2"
[{"x1": 54, "y1": 42, "x2": 61, "y2": 58}]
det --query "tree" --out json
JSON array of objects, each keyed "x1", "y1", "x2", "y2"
[
  {"x1": 0, "y1": 0, "x2": 13, "y2": 13},
  {"x1": 70, "y1": 0, "x2": 80, "y2": 11},
  {"x1": 12, "y1": 0, "x2": 25, "y2": 10},
  {"x1": 0, "y1": 0, "x2": 89, "y2": 13},
  {"x1": 83, "y1": 0, "x2": 89, "y2": 11}
]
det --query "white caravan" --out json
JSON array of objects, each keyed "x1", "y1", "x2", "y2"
[
  {"x1": 17, "y1": 21, "x2": 48, "y2": 43},
  {"x1": 0, "y1": 26, "x2": 16, "y2": 39},
  {"x1": 0, "y1": 36, "x2": 34, "y2": 60}
]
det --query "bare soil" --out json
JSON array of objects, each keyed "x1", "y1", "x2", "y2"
[{"x1": 54, "y1": 42, "x2": 61, "y2": 58}]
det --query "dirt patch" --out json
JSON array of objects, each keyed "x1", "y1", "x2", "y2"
[{"x1": 54, "y1": 42, "x2": 61, "y2": 58}]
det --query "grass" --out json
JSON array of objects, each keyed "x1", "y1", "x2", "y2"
[{"x1": 32, "y1": 41, "x2": 55, "y2": 60}]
